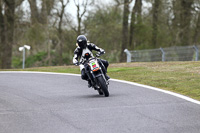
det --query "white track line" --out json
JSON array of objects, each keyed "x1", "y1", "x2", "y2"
[{"x1": 1, "y1": 71, "x2": 200, "y2": 105}]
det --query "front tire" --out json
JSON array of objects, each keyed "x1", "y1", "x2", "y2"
[
  {"x1": 97, "y1": 89, "x2": 103, "y2": 95},
  {"x1": 97, "y1": 76, "x2": 109, "y2": 97}
]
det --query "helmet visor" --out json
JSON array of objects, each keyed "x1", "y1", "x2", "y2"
[{"x1": 78, "y1": 40, "x2": 87, "y2": 49}]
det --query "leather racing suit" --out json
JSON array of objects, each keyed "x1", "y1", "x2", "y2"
[{"x1": 73, "y1": 43, "x2": 109, "y2": 82}]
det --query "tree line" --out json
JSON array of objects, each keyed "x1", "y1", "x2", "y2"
[{"x1": 0, "y1": 0, "x2": 200, "y2": 69}]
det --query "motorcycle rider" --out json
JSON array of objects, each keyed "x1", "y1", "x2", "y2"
[{"x1": 73, "y1": 35, "x2": 110, "y2": 87}]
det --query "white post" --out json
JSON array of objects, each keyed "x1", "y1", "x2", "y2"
[
  {"x1": 193, "y1": 45, "x2": 199, "y2": 61},
  {"x1": 160, "y1": 47, "x2": 165, "y2": 62},
  {"x1": 124, "y1": 49, "x2": 131, "y2": 62},
  {"x1": 23, "y1": 47, "x2": 25, "y2": 69},
  {"x1": 19, "y1": 45, "x2": 31, "y2": 69}
]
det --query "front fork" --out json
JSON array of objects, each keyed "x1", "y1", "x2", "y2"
[
  {"x1": 85, "y1": 68, "x2": 98, "y2": 88},
  {"x1": 86, "y1": 68, "x2": 108, "y2": 89}
]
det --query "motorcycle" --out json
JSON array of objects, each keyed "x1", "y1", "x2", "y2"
[{"x1": 79, "y1": 52, "x2": 110, "y2": 97}]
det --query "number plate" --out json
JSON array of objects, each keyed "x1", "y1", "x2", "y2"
[{"x1": 89, "y1": 60, "x2": 100, "y2": 71}]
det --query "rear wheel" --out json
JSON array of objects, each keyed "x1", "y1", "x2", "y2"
[{"x1": 97, "y1": 76, "x2": 109, "y2": 97}]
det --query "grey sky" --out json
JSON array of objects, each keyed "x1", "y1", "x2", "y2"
[
  {"x1": 21, "y1": 0, "x2": 113, "y2": 20},
  {"x1": 21, "y1": 0, "x2": 151, "y2": 24}
]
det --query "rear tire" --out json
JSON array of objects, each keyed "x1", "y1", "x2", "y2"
[{"x1": 97, "y1": 76, "x2": 109, "y2": 97}]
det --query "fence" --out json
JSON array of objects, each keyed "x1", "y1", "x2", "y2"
[{"x1": 124, "y1": 45, "x2": 200, "y2": 62}]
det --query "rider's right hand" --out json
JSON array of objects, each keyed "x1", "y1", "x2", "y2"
[{"x1": 74, "y1": 62, "x2": 79, "y2": 66}]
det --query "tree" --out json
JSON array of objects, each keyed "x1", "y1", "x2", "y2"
[
  {"x1": 171, "y1": 0, "x2": 181, "y2": 45},
  {"x1": 28, "y1": 0, "x2": 55, "y2": 24},
  {"x1": 193, "y1": 8, "x2": 200, "y2": 44},
  {"x1": 120, "y1": 0, "x2": 130, "y2": 62},
  {"x1": 40, "y1": 0, "x2": 55, "y2": 24},
  {"x1": 152, "y1": 0, "x2": 160, "y2": 48},
  {"x1": 83, "y1": 5, "x2": 122, "y2": 62},
  {"x1": 73, "y1": 0, "x2": 94, "y2": 36},
  {"x1": 16, "y1": 0, "x2": 24, "y2": 7},
  {"x1": 27, "y1": 0, "x2": 55, "y2": 66},
  {"x1": 28, "y1": 0, "x2": 39, "y2": 24},
  {"x1": 0, "y1": 0, "x2": 15, "y2": 69},
  {"x1": 0, "y1": 0, "x2": 4, "y2": 67},
  {"x1": 179, "y1": 0, "x2": 194, "y2": 46},
  {"x1": 56, "y1": 0, "x2": 69, "y2": 65},
  {"x1": 129, "y1": 0, "x2": 142, "y2": 49}
]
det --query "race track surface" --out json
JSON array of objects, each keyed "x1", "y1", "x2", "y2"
[{"x1": 0, "y1": 72, "x2": 200, "y2": 133}]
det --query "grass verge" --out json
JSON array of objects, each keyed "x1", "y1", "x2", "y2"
[{"x1": 1, "y1": 61, "x2": 200, "y2": 101}]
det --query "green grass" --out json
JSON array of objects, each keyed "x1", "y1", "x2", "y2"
[
  {"x1": 1, "y1": 61, "x2": 200, "y2": 101},
  {"x1": 108, "y1": 62, "x2": 200, "y2": 101}
]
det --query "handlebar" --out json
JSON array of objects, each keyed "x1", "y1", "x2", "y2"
[
  {"x1": 96, "y1": 51, "x2": 105, "y2": 57},
  {"x1": 74, "y1": 51, "x2": 105, "y2": 66}
]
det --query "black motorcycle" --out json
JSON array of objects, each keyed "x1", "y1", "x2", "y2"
[{"x1": 79, "y1": 53, "x2": 109, "y2": 97}]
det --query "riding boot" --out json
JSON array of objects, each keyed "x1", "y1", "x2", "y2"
[
  {"x1": 103, "y1": 68, "x2": 110, "y2": 80},
  {"x1": 102, "y1": 66, "x2": 110, "y2": 80},
  {"x1": 105, "y1": 73, "x2": 110, "y2": 80},
  {"x1": 88, "y1": 80, "x2": 92, "y2": 88}
]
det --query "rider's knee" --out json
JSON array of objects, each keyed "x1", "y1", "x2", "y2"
[{"x1": 101, "y1": 59, "x2": 109, "y2": 68}]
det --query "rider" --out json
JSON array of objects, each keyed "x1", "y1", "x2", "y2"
[{"x1": 73, "y1": 35, "x2": 110, "y2": 87}]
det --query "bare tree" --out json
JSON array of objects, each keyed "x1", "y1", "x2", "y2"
[
  {"x1": 120, "y1": 0, "x2": 130, "y2": 62},
  {"x1": 179, "y1": 0, "x2": 194, "y2": 46},
  {"x1": 40, "y1": 0, "x2": 55, "y2": 24},
  {"x1": 0, "y1": 0, "x2": 15, "y2": 68},
  {"x1": 129, "y1": 0, "x2": 142, "y2": 49},
  {"x1": 16, "y1": 0, "x2": 24, "y2": 7},
  {"x1": 28, "y1": 0, "x2": 55, "y2": 24},
  {"x1": 56, "y1": 0, "x2": 69, "y2": 65},
  {"x1": 73, "y1": 0, "x2": 94, "y2": 36},
  {"x1": 193, "y1": 9, "x2": 200, "y2": 44},
  {"x1": 0, "y1": 0, "x2": 4, "y2": 67},
  {"x1": 152, "y1": 0, "x2": 160, "y2": 48},
  {"x1": 171, "y1": 0, "x2": 181, "y2": 45},
  {"x1": 28, "y1": 0, "x2": 39, "y2": 24}
]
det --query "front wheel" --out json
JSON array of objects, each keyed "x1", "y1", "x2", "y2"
[
  {"x1": 97, "y1": 76, "x2": 109, "y2": 97},
  {"x1": 97, "y1": 89, "x2": 103, "y2": 95}
]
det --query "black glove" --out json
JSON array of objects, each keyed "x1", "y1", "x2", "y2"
[
  {"x1": 96, "y1": 51, "x2": 105, "y2": 57},
  {"x1": 74, "y1": 62, "x2": 79, "y2": 66},
  {"x1": 96, "y1": 53, "x2": 101, "y2": 57}
]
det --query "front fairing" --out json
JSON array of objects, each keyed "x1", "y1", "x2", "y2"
[{"x1": 88, "y1": 58, "x2": 100, "y2": 72}]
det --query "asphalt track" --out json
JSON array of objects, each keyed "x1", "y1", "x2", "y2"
[{"x1": 0, "y1": 72, "x2": 200, "y2": 133}]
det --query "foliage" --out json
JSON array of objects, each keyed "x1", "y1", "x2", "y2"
[
  {"x1": 1, "y1": 0, "x2": 200, "y2": 69},
  {"x1": 25, "y1": 24, "x2": 47, "y2": 52},
  {"x1": 12, "y1": 56, "x2": 22, "y2": 68},
  {"x1": 12, "y1": 52, "x2": 48, "y2": 68},
  {"x1": 25, "y1": 52, "x2": 48, "y2": 67},
  {"x1": 84, "y1": 5, "x2": 122, "y2": 62}
]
